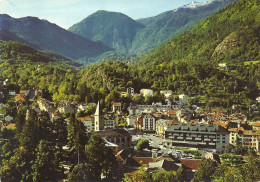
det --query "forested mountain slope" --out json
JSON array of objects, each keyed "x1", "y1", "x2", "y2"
[
  {"x1": 0, "y1": 14, "x2": 112, "y2": 60},
  {"x1": 68, "y1": 10, "x2": 144, "y2": 54},
  {"x1": 131, "y1": 0, "x2": 239, "y2": 54}
]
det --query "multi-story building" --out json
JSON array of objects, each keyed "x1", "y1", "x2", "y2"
[
  {"x1": 127, "y1": 87, "x2": 134, "y2": 96},
  {"x1": 77, "y1": 116, "x2": 95, "y2": 130},
  {"x1": 140, "y1": 89, "x2": 154, "y2": 97},
  {"x1": 112, "y1": 102, "x2": 122, "y2": 112},
  {"x1": 125, "y1": 115, "x2": 137, "y2": 126},
  {"x1": 229, "y1": 127, "x2": 260, "y2": 152},
  {"x1": 128, "y1": 102, "x2": 180, "y2": 115},
  {"x1": 134, "y1": 113, "x2": 158, "y2": 131},
  {"x1": 160, "y1": 90, "x2": 173, "y2": 99},
  {"x1": 93, "y1": 129, "x2": 132, "y2": 150},
  {"x1": 156, "y1": 119, "x2": 177, "y2": 137},
  {"x1": 143, "y1": 114, "x2": 156, "y2": 131},
  {"x1": 37, "y1": 98, "x2": 55, "y2": 114},
  {"x1": 58, "y1": 104, "x2": 77, "y2": 114},
  {"x1": 104, "y1": 114, "x2": 116, "y2": 129},
  {"x1": 165, "y1": 123, "x2": 229, "y2": 153}
]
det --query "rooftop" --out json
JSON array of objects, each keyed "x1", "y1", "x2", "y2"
[
  {"x1": 93, "y1": 129, "x2": 130, "y2": 137},
  {"x1": 179, "y1": 159, "x2": 201, "y2": 170},
  {"x1": 113, "y1": 102, "x2": 122, "y2": 106},
  {"x1": 6, "y1": 123, "x2": 16, "y2": 129}
]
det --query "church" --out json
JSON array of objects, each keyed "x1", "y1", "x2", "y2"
[{"x1": 94, "y1": 101, "x2": 116, "y2": 131}]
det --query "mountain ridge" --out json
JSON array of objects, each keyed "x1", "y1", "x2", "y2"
[
  {"x1": 68, "y1": 10, "x2": 144, "y2": 54},
  {"x1": 0, "y1": 14, "x2": 112, "y2": 60},
  {"x1": 69, "y1": 0, "x2": 239, "y2": 56}
]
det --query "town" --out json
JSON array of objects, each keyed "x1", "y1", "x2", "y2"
[
  {"x1": 0, "y1": 0, "x2": 259, "y2": 181},
  {"x1": 1, "y1": 82, "x2": 259, "y2": 181}
]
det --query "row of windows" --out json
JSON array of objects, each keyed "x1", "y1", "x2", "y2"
[{"x1": 145, "y1": 118, "x2": 154, "y2": 121}]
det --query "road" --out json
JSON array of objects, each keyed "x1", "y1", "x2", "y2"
[{"x1": 132, "y1": 133, "x2": 164, "y2": 148}]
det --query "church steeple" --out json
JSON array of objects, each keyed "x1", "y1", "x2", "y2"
[
  {"x1": 95, "y1": 101, "x2": 100, "y2": 116},
  {"x1": 94, "y1": 101, "x2": 104, "y2": 131}
]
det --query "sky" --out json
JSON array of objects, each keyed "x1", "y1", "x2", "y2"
[{"x1": 0, "y1": 0, "x2": 208, "y2": 29}]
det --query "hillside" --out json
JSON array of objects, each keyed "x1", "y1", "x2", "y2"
[
  {"x1": 0, "y1": 41, "x2": 81, "y2": 67},
  {"x1": 128, "y1": 0, "x2": 260, "y2": 108},
  {"x1": 130, "y1": 0, "x2": 239, "y2": 54},
  {"x1": 84, "y1": 51, "x2": 136, "y2": 65},
  {"x1": 0, "y1": 14, "x2": 112, "y2": 60},
  {"x1": 136, "y1": 0, "x2": 259, "y2": 67},
  {"x1": 0, "y1": 0, "x2": 259, "y2": 108},
  {"x1": 0, "y1": 41, "x2": 82, "y2": 99},
  {"x1": 68, "y1": 10, "x2": 144, "y2": 54}
]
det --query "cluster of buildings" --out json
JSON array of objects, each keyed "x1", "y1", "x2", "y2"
[
  {"x1": 37, "y1": 87, "x2": 259, "y2": 154},
  {"x1": 1, "y1": 85, "x2": 260, "y2": 155},
  {"x1": 116, "y1": 150, "x2": 201, "y2": 181}
]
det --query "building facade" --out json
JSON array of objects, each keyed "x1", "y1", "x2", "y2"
[
  {"x1": 143, "y1": 114, "x2": 156, "y2": 131},
  {"x1": 77, "y1": 116, "x2": 94, "y2": 130},
  {"x1": 179, "y1": 94, "x2": 188, "y2": 105},
  {"x1": 112, "y1": 102, "x2": 122, "y2": 112},
  {"x1": 140, "y1": 89, "x2": 154, "y2": 97},
  {"x1": 229, "y1": 128, "x2": 260, "y2": 152},
  {"x1": 160, "y1": 90, "x2": 173, "y2": 99},
  {"x1": 165, "y1": 123, "x2": 229, "y2": 153},
  {"x1": 94, "y1": 129, "x2": 132, "y2": 151},
  {"x1": 127, "y1": 87, "x2": 134, "y2": 96}
]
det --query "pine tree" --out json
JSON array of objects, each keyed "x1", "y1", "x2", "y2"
[
  {"x1": 32, "y1": 140, "x2": 63, "y2": 182},
  {"x1": 53, "y1": 117, "x2": 68, "y2": 151},
  {"x1": 85, "y1": 134, "x2": 117, "y2": 180},
  {"x1": 67, "y1": 114, "x2": 88, "y2": 164},
  {"x1": 20, "y1": 109, "x2": 39, "y2": 153}
]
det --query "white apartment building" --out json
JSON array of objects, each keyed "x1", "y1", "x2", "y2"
[
  {"x1": 165, "y1": 123, "x2": 229, "y2": 153},
  {"x1": 140, "y1": 89, "x2": 154, "y2": 97}
]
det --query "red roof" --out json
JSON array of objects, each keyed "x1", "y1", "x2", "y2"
[
  {"x1": 168, "y1": 110, "x2": 177, "y2": 115},
  {"x1": 179, "y1": 159, "x2": 201, "y2": 170}
]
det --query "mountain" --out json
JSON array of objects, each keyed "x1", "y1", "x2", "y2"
[
  {"x1": 131, "y1": 0, "x2": 239, "y2": 54},
  {"x1": 127, "y1": 0, "x2": 259, "y2": 107},
  {"x1": 0, "y1": 14, "x2": 112, "y2": 60},
  {"x1": 69, "y1": 0, "x2": 238, "y2": 56},
  {"x1": 68, "y1": 10, "x2": 144, "y2": 54},
  {"x1": 180, "y1": 1, "x2": 212, "y2": 9},
  {"x1": 135, "y1": 0, "x2": 259, "y2": 80}
]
